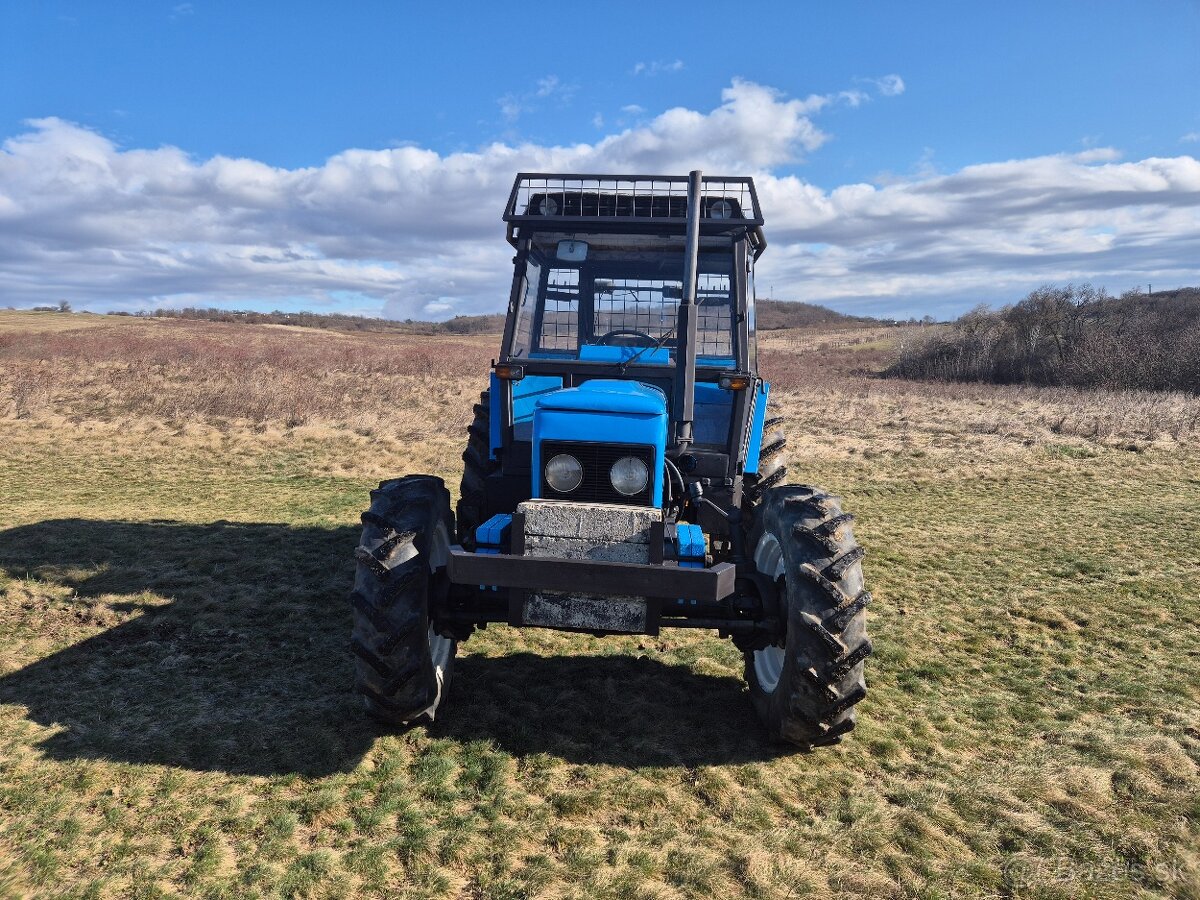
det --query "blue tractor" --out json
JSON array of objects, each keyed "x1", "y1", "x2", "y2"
[{"x1": 350, "y1": 172, "x2": 871, "y2": 747}]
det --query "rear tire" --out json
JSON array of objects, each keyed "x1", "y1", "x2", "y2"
[
  {"x1": 743, "y1": 484, "x2": 871, "y2": 747},
  {"x1": 457, "y1": 389, "x2": 497, "y2": 550},
  {"x1": 743, "y1": 416, "x2": 787, "y2": 507},
  {"x1": 350, "y1": 475, "x2": 457, "y2": 724}
]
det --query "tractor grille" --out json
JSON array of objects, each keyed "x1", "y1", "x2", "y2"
[{"x1": 540, "y1": 441, "x2": 655, "y2": 506}]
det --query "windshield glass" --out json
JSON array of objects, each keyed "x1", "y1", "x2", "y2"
[{"x1": 508, "y1": 232, "x2": 736, "y2": 363}]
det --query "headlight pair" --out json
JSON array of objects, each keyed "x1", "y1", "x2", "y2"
[{"x1": 545, "y1": 453, "x2": 649, "y2": 497}]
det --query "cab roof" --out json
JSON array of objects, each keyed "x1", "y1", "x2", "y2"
[{"x1": 503, "y1": 173, "x2": 766, "y2": 258}]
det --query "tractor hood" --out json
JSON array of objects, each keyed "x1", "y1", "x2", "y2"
[
  {"x1": 531, "y1": 380, "x2": 668, "y2": 506},
  {"x1": 534, "y1": 379, "x2": 666, "y2": 416}
]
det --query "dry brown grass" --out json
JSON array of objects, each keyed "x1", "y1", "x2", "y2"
[
  {"x1": 5, "y1": 314, "x2": 1199, "y2": 454},
  {"x1": 758, "y1": 331, "x2": 1200, "y2": 453},
  {"x1": 0, "y1": 310, "x2": 143, "y2": 334},
  {"x1": 0, "y1": 315, "x2": 490, "y2": 430}
]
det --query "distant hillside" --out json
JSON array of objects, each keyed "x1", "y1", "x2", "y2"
[
  {"x1": 93, "y1": 300, "x2": 880, "y2": 335},
  {"x1": 754, "y1": 299, "x2": 878, "y2": 330},
  {"x1": 65, "y1": 298, "x2": 885, "y2": 335},
  {"x1": 107, "y1": 306, "x2": 506, "y2": 335}
]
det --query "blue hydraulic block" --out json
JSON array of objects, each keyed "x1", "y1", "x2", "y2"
[
  {"x1": 475, "y1": 513, "x2": 513, "y2": 549},
  {"x1": 675, "y1": 523, "x2": 707, "y2": 570},
  {"x1": 474, "y1": 513, "x2": 513, "y2": 589}
]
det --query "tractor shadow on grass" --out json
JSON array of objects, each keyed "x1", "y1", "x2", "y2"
[
  {"x1": 0, "y1": 518, "x2": 780, "y2": 775},
  {"x1": 0, "y1": 517, "x2": 373, "y2": 777},
  {"x1": 436, "y1": 652, "x2": 778, "y2": 767}
]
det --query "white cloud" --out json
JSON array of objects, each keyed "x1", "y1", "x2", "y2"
[
  {"x1": 754, "y1": 149, "x2": 1200, "y2": 313},
  {"x1": 498, "y1": 94, "x2": 524, "y2": 123},
  {"x1": 871, "y1": 74, "x2": 905, "y2": 96},
  {"x1": 1182, "y1": 132, "x2": 1200, "y2": 144},
  {"x1": 621, "y1": 104, "x2": 645, "y2": 115},
  {"x1": 837, "y1": 74, "x2": 904, "y2": 109},
  {"x1": 1, "y1": 81, "x2": 1196, "y2": 320},
  {"x1": 631, "y1": 59, "x2": 685, "y2": 76},
  {"x1": 499, "y1": 75, "x2": 575, "y2": 124}
]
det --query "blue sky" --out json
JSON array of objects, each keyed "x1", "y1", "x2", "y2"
[{"x1": 2, "y1": 1, "x2": 1199, "y2": 319}]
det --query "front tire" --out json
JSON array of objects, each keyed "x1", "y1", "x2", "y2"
[
  {"x1": 350, "y1": 475, "x2": 457, "y2": 724},
  {"x1": 744, "y1": 484, "x2": 872, "y2": 747}
]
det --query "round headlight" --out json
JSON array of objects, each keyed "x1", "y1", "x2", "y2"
[
  {"x1": 609, "y1": 456, "x2": 649, "y2": 496},
  {"x1": 545, "y1": 453, "x2": 583, "y2": 492}
]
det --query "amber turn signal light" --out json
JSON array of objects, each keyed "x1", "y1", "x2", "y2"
[
  {"x1": 718, "y1": 373, "x2": 752, "y2": 391},
  {"x1": 493, "y1": 363, "x2": 525, "y2": 381}
]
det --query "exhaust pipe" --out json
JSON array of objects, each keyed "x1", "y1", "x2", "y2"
[{"x1": 672, "y1": 169, "x2": 702, "y2": 449}]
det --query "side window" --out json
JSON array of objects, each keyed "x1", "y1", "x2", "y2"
[
  {"x1": 696, "y1": 273, "x2": 733, "y2": 358},
  {"x1": 538, "y1": 268, "x2": 579, "y2": 351},
  {"x1": 509, "y1": 257, "x2": 541, "y2": 358},
  {"x1": 745, "y1": 259, "x2": 757, "y2": 370}
]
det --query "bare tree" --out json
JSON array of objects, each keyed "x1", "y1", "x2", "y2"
[{"x1": 888, "y1": 284, "x2": 1200, "y2": 394}]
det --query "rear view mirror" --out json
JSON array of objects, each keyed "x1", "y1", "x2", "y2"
[{"x1": 557, "y1": 239, "x2": 588, "y2": 262}]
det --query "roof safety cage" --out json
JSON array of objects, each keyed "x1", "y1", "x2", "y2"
[
  {"x1": 504, "y1": 173, "x2": 764, "y2": 228},
  {"x1": 503, "y1": 173, "x2": 766, "y2": 257}
]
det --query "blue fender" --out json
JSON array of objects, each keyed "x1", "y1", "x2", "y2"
[{"x1": 743, "y1": 381, "x2": 770, "y2": 474}]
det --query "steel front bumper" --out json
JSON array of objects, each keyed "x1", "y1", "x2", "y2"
[{"x1": 446, "y1": 547, "x2": 736, "y2": 602}]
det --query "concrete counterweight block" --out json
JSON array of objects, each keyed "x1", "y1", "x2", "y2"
[{"x1": 517, "y1": 500, "x2": 662, "y2": 632}]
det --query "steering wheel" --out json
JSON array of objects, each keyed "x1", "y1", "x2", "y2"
[{"x1": 596, "y1": 328, "x2": 658, "y2": 347}]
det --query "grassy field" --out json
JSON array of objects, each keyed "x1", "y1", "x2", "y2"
[{"x1": 0, "y1": 311, "x2": 1198, "y2": 899}]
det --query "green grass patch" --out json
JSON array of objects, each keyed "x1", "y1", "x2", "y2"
[{"x1": 1, "y1": 407, "x2": 1198, "y2": 897}]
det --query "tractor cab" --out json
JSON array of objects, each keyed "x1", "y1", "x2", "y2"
[{"x1": 485, "y1": 174, "x2": 771, "y2": 521}]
